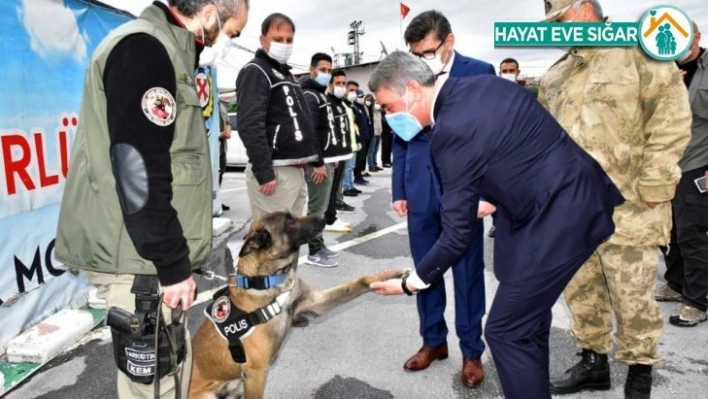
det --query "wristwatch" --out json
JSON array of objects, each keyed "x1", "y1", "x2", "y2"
[{"x1": 401, "y1": 271, "x2": 415, "y2": 296}]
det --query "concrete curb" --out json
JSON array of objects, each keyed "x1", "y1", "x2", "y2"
[{"x1": 6, "y1": 309, "x2": 96, "y2": 364}]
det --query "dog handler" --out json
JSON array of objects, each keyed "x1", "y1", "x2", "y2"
[{"x1": 54, "y1": 1, "x2": 249, "y2": 397}]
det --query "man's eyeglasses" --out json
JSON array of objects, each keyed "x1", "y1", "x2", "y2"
[{"x1": 410, "y1": 40, "x2": 445, "y2": 60}]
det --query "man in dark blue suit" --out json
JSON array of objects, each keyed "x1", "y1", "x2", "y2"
[
  {"x1": 392, "y1": 10, "x2": 495, "y2": 387},
  {"x1": 370, "y1": 51, "x2": 624, "y2": 399}
]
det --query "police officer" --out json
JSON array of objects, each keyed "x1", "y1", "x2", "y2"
[
  {"x1": 324, "y1": 70, "x2": 356, "y2": 231},
  {"x1": 55, "y1": 1, "x2": 249, "y2": 397},
  {"x1": 539, "y1": 1, "x2": 692, "y2": 398},
  {"x1": 236, "y1": 13, "x2": 319, "y2": 220},
  {"x1": 300, "y1": 53, "x2": 351, "y2": 267}
]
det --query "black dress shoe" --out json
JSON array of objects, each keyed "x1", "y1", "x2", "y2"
[
  {"x1": 352, "y1": 188, "x2": 362, "y2": 193},
  {"x1": 343, "y1": 189, "x2": 358, "y2": 197},
  {"x1": 383, "y1": 163, "x2": 392, "y2": 168},
  {"x1": 221, "y1": 204, "x2": 230, "y2": 211},
  {"x1": 549, "y1": 349, "x2": 610, "y2": 394},
  {"x1": 354, "y1": 178, "x2": 369, "y2": 185}
]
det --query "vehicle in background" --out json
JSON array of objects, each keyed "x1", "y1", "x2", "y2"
[{"x1": 225, "y1": 112, "x2": 248, "y2": 167}]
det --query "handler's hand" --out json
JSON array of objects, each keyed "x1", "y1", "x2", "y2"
[
  {"x1": 679, "y1": 69, "x2": 687, "y2": 79},
  {"x1": 393, "y1": 200, "x2": 408, "y2": 217},
  {"x1": 259, "y1": 180, "x2": 276, "y2": 196},
  {"x1": 163, "y1": 275, "x2": 196, "y2": 311},
  {"x1": 311, "y1": 166, "x2": 328, "y2": 184},
  {"x1": 478, "y1": 201, "x2": 496, "y2": 218},
  {"x1": 370, "y1": 278, "x2": 405, "y2": 296}
]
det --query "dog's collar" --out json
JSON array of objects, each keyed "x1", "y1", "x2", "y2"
[{"x1": 235, "y1": 272, "x2": 288, "y2": 290}]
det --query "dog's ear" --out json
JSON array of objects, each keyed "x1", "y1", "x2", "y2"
[{"x1": 239, "y1": 228, "x2": 272, "y2": 257}]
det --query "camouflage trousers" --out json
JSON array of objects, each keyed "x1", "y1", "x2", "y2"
[{"x1": 564, "y1": 243, "x2": 663, "y2": 365}]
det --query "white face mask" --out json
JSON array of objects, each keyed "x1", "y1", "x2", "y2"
[
  {"x1": 346, "y1": 92, "x2": 357, "y2": 102},
  {"x1": 356, "y1": 97, "x2": 365, "y2": 104},
  {"x1": 365, "y1": 100, "x2": 372, "y2": 107},
  {"x1": 500, "y1": 73, "x2": 517, "y2": 82},
  {"x1": 374, "y1": 103, "x2": 381, "y2": 111},
  {"x1": 422, "y1": 57, "x2": 445, "y2": 76},
  {"x1": 199, "y1": 33, "x2": 232, "y2": 66},
  {"x1": 268, "y1": 41, "x2": 293, "y2": 64},
  {"x1": 333, "y1": 86, "x2": 347, "y2": 99}
]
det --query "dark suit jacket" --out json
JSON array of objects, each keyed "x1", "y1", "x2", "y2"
[
  {"x1": 417, "y1": 75, "x2": 624, "y2": 284},
  {"x1": 392, "y1": 52, "x2": 495, "y2": 213}
]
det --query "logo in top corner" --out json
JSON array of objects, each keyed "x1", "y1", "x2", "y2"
[
  {"x1": 212, "y1": 296, "x2": 231, "y2": 323},
  {"x1": 638, "y1": 5, "x2": 693, "y2": 61}
]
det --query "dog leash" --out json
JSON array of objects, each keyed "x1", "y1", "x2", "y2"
[{"x1": 153, "y1": 295, "x2": 185, "y2": 399}]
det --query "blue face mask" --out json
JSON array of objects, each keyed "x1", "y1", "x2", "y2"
[
  {"x1": 385, "y1": 95, "x2": 423, "y2": 141},
  {"x1": 314, "y1": 72, "x2": 331, "y2": 87}
]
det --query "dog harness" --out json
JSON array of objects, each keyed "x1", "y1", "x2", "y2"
[{"x1": 204, "y1": 286, "x2": 290, "y2": 363}]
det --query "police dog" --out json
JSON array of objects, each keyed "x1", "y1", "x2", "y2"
[{"x1": 189, "y1": 212, "x2": 404, "y2": 399}]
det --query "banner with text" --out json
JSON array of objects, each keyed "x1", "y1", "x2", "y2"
[
  {"x1": 494, "y1": 5, "x2": 694, "y2": 61},
  {"x1": 0, "y1": 0, "x2": 133, "y2": 351}
]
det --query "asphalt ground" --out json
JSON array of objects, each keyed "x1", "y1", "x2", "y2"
[{"x1": 6, "y1": 167, "x2": 707, "y2": 399}]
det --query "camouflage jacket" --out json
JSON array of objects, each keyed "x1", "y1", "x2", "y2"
[{"x1": 539, "y1": 46, "x2": 692, "y2": 246}]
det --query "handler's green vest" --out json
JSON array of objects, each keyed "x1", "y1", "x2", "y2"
[{"x1": 55, "y1": 5, "x2": 212, "y2": 275}]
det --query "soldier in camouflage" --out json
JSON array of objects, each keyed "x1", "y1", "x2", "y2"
[{"x1": 538, "y1": 1, "x2": 692, "y2": 398}]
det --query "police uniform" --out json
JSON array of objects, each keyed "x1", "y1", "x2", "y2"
[{"x1": 236, "y1": 50, "x2": 319, "y2": 219}]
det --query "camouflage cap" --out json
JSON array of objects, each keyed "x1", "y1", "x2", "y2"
[{"x1": 543, "y1": 0, "x2": 579, "y2": 22}]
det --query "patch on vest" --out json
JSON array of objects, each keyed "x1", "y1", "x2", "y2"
[
  {"x1": 212, "y1": 295, "x2": 231, "y2": 323},
  {"x1": 205, "y1": 294, "x2": 255, "y2": 341},
  {"x1": 194, "y1": 71, "x2": 212, "y2": 113},
  {"x1": 272, "y1": 68, "x2": 284, "y2": 80},
  {"x1": 141, "y1": 87, "x2": 176, "y2": 126}
]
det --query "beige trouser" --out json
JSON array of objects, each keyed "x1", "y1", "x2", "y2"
[
  {"x1": 245, "y1": 163, "x2": 307, "y2": 219},
  {"x1": 85, "y1": 271, "x2": 192, "y2": 398},
  {"x1": 564, "y1": 243, "x2": 663, "y2": 365}
]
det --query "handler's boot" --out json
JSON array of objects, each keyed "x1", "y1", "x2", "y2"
[
  {"x1": 624, "y1": 364, "x2": 652, "y2": 399},
  {"x1": 549, "y1": 349, "x2": 611, "y2": 394}
]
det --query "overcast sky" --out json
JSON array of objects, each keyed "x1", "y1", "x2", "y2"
[{"x1": 101, "y1": 0, "x2": 708, "y2": 89}]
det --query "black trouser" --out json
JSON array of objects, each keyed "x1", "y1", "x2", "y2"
[
  {"x1": 661, "y1": 168, "x2": 708, "y2": 312},
  {"x1": 381, "y1": 130, "x2": 393, "y2": 165},
  {"x1": 325, "y1": 162, "x2": 345, "y2": 225},
  {"x1": 219, "y1": 139, "x2": 226, "y2": 186},
  {"x1": 355, "y1": 139, "x2": 370, "y2": 178}
]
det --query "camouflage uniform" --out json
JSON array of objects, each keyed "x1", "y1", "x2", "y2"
[{"x1": 539, "y1": 46, "x2": 692, "y2": 365}]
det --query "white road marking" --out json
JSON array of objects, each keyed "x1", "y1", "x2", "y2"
[{"x1": 220, "y1": 187, "x2": 247, "y2": 193}]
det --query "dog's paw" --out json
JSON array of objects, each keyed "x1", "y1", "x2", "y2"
[{"x1": 366, "y1": 268, "x2": 408, "y2": 284}]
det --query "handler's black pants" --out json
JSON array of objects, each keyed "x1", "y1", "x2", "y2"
[
  {"x1": 324, "y1": 162, "x2": 345, "y2": 225},
  {"x1": 661, "y1": 168, "x2": 708, "y2": 312}
]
